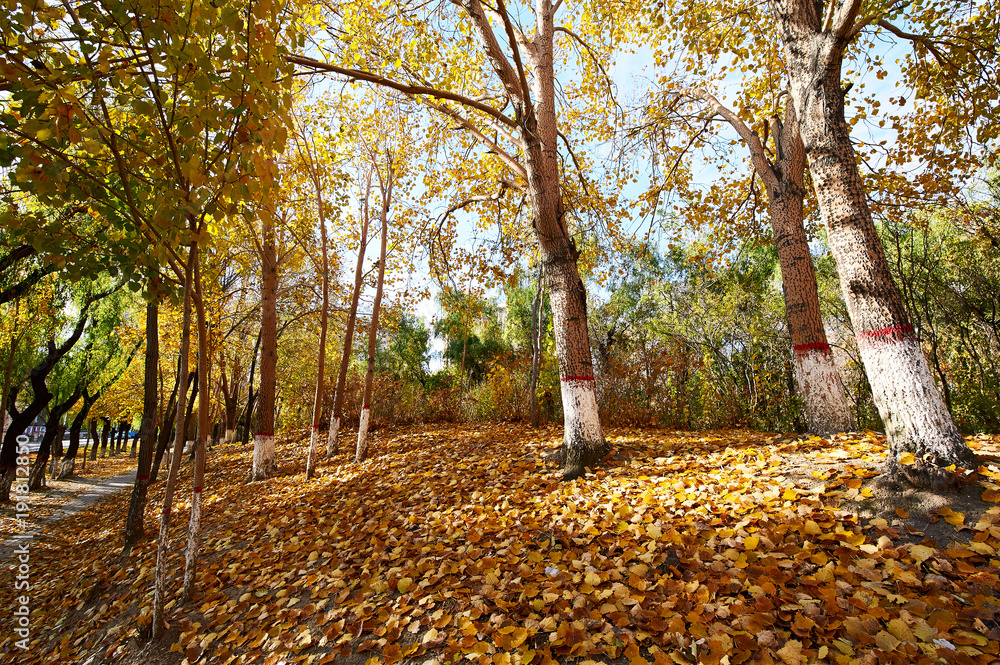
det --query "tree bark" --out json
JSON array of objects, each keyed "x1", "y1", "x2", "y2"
[
  {"x1": 772, "y1": 0, "x2": 977, "y2": 483},
  {"x1": 356, "y1": 165, "x2": 391, "y2": 464},
  {"x1": 123, "y1": 300, "x2": 158, "y2": 554},
  {"x1": 252, "y1": 214, "x2": 279, "y2": 481},
  {"x1": 240, "y1": 330, "x2": 262, "y2": 447},
  {"x1": 496, "y1": 0, "x2": 608, "y2": 478},
  {"x1": 99, "y1": 418, "x2": 110, "y2": 458},
  {"x1": 328, "y1": 175, "x2": 372, "y2": 456},
  {"x1": 682, "y1": 88, "x2": 855, "y2": 434},
  {"x1": 57, "y1": 399, "x2": 91, "y2": 479}
]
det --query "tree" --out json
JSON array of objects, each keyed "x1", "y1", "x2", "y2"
[
  {"x1": 290, "y1": 0, "x2": 620, "y2": 478},
  {"x1": 122, "y1": 297, "x2": 159, "y2": 554},
  {"x1": 769, "y1": 0, "x2": 983, "y2": 483},
  {"x1": 0, "y1": 285, "x2": 112, "y2": 501},
  {"x1": 356, "y1": 155, "x2": 393, "y2": 463},
  {"x1": 327, "y1": 176, "x2": 372, "y2": 456}
]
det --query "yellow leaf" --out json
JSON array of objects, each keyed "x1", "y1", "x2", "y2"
[
  {"x1": 910, "y1": 544, "x2": 935, "y2": 563},
  {"x1": 744, "y1": 536, "x2": 759, "y2": 551},
  {"x1": 874, "y1": 630, "x2": 900, "y2": 652},
  {"x1": 584, "y1": 571, "x2": 601, "y2": 586},
  {"x1": 898, "y1": 452, "x2": 916, "y2": 465},
  {"x1": 397, "y1": 577, "x2": 412, "y2": 594}
]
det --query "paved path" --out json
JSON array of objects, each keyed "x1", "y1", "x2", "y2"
[{"x1": 2, "y1": 470, "x2": 137, "y2": 562}]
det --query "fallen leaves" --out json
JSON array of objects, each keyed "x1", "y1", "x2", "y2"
[{"x1": 2, "y1": 426, "x2": 999, "y2": 665}]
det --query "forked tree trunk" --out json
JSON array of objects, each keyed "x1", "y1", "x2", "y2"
[
  {"x1": 252, "y1": 215, "x2": 279, "y2": 481},
  {"x1": 123, "y1": 300, "x2": 159, "y2": 554},
  {"x1": 183, "y1": 254, "x2": 210, "y2": 600},
  {"x1": 356, "y1": 167, "x2": 391, "y2": 464},
  {"x1": 773, "y1": 0, "x2": 976, "y2": 483},
  {"x1": 328, "y1": 175, "x2": 372, "y2": 456},
  {"x1": 153, "y1": 246, "x2": 196, "y2": 640}
]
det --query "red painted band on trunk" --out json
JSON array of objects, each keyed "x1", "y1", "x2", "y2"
[
  {"x1": 858, "y1": 325, "x2": 913, "y2": 340},
  {"x1": 137, "y1": 474, "x2": 149, "y2": 481},
  {"x1": 362, "y1": 405, "x2": 370, "y2": 410},
  {"x1": 793, "y1": 342, "x2": 830, "y2": 353},
  {"x1": 311, "y1": 425, "x2": 319, "y2": 429},
  {"x1": 561, "y1": 376, "x2": 594, "y2": 382},
  {"x1": 193, "y1": 486, "x2": 202, "y2": 493},
  {"x1": 255, "y1": 432, "x2": 272, "y2": 437}
]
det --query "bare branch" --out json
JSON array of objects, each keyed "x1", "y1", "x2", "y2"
[
  {"x1": 680, "y1": 87, "x2": 779, "y2": 192},
  {"x1": 425, "y1": 100, "x2": 529, "y2": 182}
]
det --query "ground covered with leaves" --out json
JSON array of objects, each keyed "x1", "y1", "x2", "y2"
[
  {"x1": 0, "y1": 453, "x2": 138, "y2": 535},
  {"x1": 3, "y1": 425, "x2": 999, "y2": 665}
]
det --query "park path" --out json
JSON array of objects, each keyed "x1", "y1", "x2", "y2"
[{"x1": 2, "y1": 470, "x2": 136, "y2": 563}]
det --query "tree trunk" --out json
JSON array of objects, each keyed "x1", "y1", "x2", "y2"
[
  {"x1": 356, "y1": 167, "x2": 391, "y2": 464},
  {"x1": 765, "y1": 106, "x2": 854, "y2": 434},
  {"x1": 328, "y1": 175, "x2": 372, "y2": 456},
  {"x1": 150, "y1": 368, "x2": 182, "y2": 483},
  {"x1": 1, "y1": 321, "x2": 18, "y2": 440},
  {"x1": 87, "y1": 418, "x2": 98, "y2": 463},
  {"x1": 29, "y1": 388, "x2": 79, "y2": 490},
  {"x1": 241, "y1": 330, "x2": 262, "y2": 447},
  {"x1": 57, "y1": 401, "x2": 91, "y2": 479},
  {"x1": 529, "y1": 264, "x2": 545, "y2": 428},
  {"x1": 518, "y1": 0, "x2": 606, "y2": 479},
  {"x1": 773, "y1": 0, "x2": 977, "y2": 483},
  {"x1": 48, "y1": 423, "x2": 63, "y2": 478},
  {"x1": 123, "y1": 300, "x2": 159, "y2": 554},
  {"x1": 80, "y1": 424, "x2": 91, "y2": 470},
  {"x1": 99, "y1": 418, "x2": 110, "y2": 458},
  {"x1": 305, "y1": 134, "x2": 331, "y2": 479},
  {"x1": 183, "y1": 253, "x2": 210, "y2": 601},
  {"x1": 252, "y1": 214, "x2": 278, "y2": 481},
  {"x1": 153, "y1": 245, "x2": 196, "y2": 640},
  {"x1": 28, "y1": 421, "x2": 56, "y2": 491}
]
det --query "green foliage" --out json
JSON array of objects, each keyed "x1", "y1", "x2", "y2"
[
  {"x1": 882, "y1": 191, "x2": 1000, "y2": 432},
  {"x1": 592, "y1": 241, "x2": 805, "y2": 431}
]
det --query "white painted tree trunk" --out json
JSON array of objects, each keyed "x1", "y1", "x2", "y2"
[
  {"x1": 793, "y1": 347, "x2": 854, "y2": 434},
  {"x1": 356, "y1": 408, "x2": 370, "y2": 464},
  {"x1": 252, "y1": 434, "x2": 277, "y2": 480},
  {"x1": 224, "y1": 428, "x2": 235, "y2": 443},
  {"x1": 326, "y1": 416, "x2": 341, "y2": 456},
  {"x1": 772, "y1": 0, "x2": 976, "y2": 482},
  {"x1": 860, "y1": 334, "x2": 973, "y2": 465}
]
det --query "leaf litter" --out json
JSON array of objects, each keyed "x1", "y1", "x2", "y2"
[{"x1": 1, "y1": 424, "x2": 998, "y2": 665}]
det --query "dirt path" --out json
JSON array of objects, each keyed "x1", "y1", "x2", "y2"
[{"x1": 2, "y1": 470, "x2": 136, "y2": 562}]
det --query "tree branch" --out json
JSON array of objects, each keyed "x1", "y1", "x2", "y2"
[
  {"x1": 680, "y1": 87, "x2": 779, "y2": 192},
  {"x1": 285, "y1": 54, "x2": 517, "y2": 128}
]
